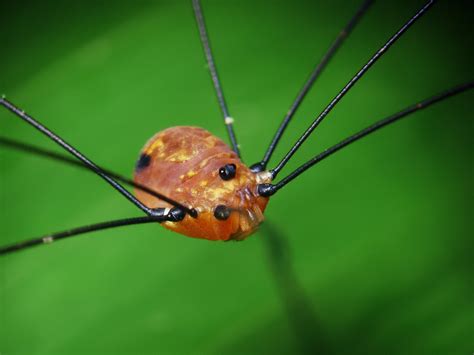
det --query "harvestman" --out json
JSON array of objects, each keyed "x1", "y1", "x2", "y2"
[{"x1": 0, "y1": 0, "x2": 472, "y2": 254}]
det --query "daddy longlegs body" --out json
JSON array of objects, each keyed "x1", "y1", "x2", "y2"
[{"x1": 4, "y1": 0, "x2": 472, "y2": 354}]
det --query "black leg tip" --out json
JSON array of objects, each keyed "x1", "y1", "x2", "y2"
[
  {"x1": 250, "y1": 162, "x2": 265, "y2": 173},
  {"x1": 257, "y1": 183, "x2": 277, "y2": 197},
  {"x1": 168, "y1": 207, "x2": 186, "y2": 222}
]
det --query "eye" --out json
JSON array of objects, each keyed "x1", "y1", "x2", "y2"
[
  {"x1": 219, "y1": 163, "x2": 236, "y2": 180},
  {"x1": 214, "y1": 205, "x2": 231, "y2": 220}
]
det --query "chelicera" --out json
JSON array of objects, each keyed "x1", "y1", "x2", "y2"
[{"x1": 0, "y1": 0, "x2": 472, "y2": 254}]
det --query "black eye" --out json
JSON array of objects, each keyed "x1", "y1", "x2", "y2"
[
  {"x1": 214, "y1": 205, "x2": 231, "y2": 220},
  {"x1": 219, "y1": 164, "x2": 236, "y2": 180}
]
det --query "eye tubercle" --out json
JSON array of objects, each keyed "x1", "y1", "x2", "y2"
[{"x1": 219, "y1": 163, "x2": 236, "y2": 180}]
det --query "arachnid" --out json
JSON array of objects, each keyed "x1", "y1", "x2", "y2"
[
  {"x1": 0, "y1": 0, "x2": 472, "y2": 251},
  {"x1": 134, "y1": 126, "x2": 270, "y2": 240},
  {"x1": 1, "y1": 1, "x2": 472, "y2": 353}
]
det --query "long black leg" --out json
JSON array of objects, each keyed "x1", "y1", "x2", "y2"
[
  {"x1": 0, "y1": 212, "x2": 183, "y2": 256},
  {"x1": 251, "y1": 0, "x2": 374, "y2": 173},
  {"x1": 0, "y1": 136, "x2": 192, "y2": 213},
  {"x1": 269, "y1": 0, "x2": 435, "y2": 179},
  {"x1": 0, "y1": 97, "x2": 196, "y2": 218},
  {"x1": 257, "y1": 81, "x2": 474, "y2": 196},
  {"x1": 192, "y1": 0, "x2": 240, "y2": 158}
]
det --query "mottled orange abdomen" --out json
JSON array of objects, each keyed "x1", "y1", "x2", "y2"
[{"x1": 133, "y1": 126, "x2": 270, "y2": 241}]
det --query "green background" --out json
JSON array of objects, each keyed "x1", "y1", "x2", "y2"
[{"x1": 1, "y1": 0, "x2": 472, "y2": 354}]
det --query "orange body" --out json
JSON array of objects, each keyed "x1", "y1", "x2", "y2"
[{"x1": 133, "y1": 126, "x2": 270, "y2": 241}]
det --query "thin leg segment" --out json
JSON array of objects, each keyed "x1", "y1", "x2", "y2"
[
  {"x1": 192, "y1": 0, "x2": 240, "y2": 157},
  {"x1": 0, "y1": 214, "x2": 173, "y2": 256},
  {"x1": 0, "y1": 97, "x2": 196, "y2": 217},
  {"x1": 252, "y1": 0, "x2": 374, "y2": 172},
  {"x1": 257, "y1": 81, "x2": 474, "y2": 196},
  {"x1": 270, "y1": 0, "x2": 435, "y2": 179},
  {"x1": 0, "y1": 136, "x2": 193, "y2": 213}
]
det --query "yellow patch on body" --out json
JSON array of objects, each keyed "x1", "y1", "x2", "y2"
[
  {"x1": 145, "y1": 139, "x2": 164, "y2": 155},
  {"x1": 166, "y1": 150, "x2": 194, "y2": 162}
]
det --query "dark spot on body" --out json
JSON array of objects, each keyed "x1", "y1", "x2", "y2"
[{"x1": 135, "y1": 153, "x2": 151, "y2": 171}]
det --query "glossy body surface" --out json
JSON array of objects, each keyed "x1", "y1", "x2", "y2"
[{"x1": 134, "y1": 126, "x2": 269, "y2": 240}]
